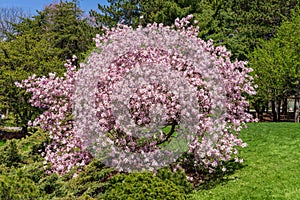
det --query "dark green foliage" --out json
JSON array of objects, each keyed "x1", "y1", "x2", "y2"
[
  {"x1": 156, "y1": 167, "x2": 193, "y2": 194},
  {"x1": 0, "y1": 31, "x2": 63, "y2": 129},
  {"x1": 195, "y1": 0, "x2": 300, "y2": 60},
  {"x1": 91, "y1": 0, "x2": 199, "y2": 28},
  {"x1": 18, "y1": 128, "x2": 49, "y2": 160},
  {"x1": 43, "y1": 160, "x2": 115, "y2": 199},
  {"x1": 40, "y1": 1, "x2": 97, "y2": 61},
  {"x1": 0, "y1": 129, "x2": 194, "y2": 199},
  {"x1": 0, "y1": 1, "x2": 99, "y2": 130},
  {"x1": 37, "y1": 160, "x2": 194, "y2": 199},
  {"x1": 0, "y1": 127, "x2": 249, "y2": 199},
  {"x1": 0, "y1": 169, "x2": 40, "y2": 200},
  {"x1": 12, "y1": 1, "x2": 98, "y2": 61},
  {"x1": 38, "y1": 173, "x2": 65, "y2": 198},
  {"x1": 0, "y1": 140, "x2": 5, "y2": 147},
  {"x1": 153, "y1": 0, "x2": 298, "y2": 60},
  {"x1": 102, "y1": 171, "x2": 188, "y2": 200},
  {"x1": 91, "y1": 0, "x2": 299, "y2": 60},
  {"x1": 0, "y1": 129, "x2": 48, "y2": 199},
  {"x1": 140, "y1": 0, "x2": 199, "y2": 26},
  {"x1": 0, "y1": 139, "x2": 22, "y2": 167},
  {"x1": 90, "y1": 0, "x2": 141, "y2": 28}
]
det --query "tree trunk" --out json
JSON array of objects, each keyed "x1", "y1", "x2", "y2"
[
  {"x1": 266, "y1": 102, "x2": 269, "y2": 114},
  {"x1": 271, "y1": 100, "x2": 277, "y2": 122},
  {"x1": 282, "y1": 98, "x2": 288, "y2": 116},
  {"x1": 295, "y1": 93, "x2": 299, "y2": 123},
  {"x1": 294, "y1": 77, "x2": 300, "y2": 123},
  {"x1": 254, "y1": 103, "x2": 264, "y2": 121},
  {"x1": 277, "y1": 100, "x2": 281, "y2": 122},
  {"x1": 260, "y1": 105, "x2": 265, "y2": 121}
]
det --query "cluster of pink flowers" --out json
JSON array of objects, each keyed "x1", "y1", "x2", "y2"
[
  {"x1": 17, "y1": 15, "x2": 256, "y2": 176},
  {"x1": 16, "y1": 56, "x2": 91, "y2": 174}
]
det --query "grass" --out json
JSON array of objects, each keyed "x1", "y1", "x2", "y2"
[{"x1": 188, "y1": 122, "x2": 300, "y2": 200}]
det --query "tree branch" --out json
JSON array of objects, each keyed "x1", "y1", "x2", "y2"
[{"x1": 156, "y1": 120, "x2": 177, "y2": 145}]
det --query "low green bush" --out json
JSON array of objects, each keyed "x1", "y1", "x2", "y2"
[
  {"x1": 0, "y1": 140, "x2": 5, "y2": 147},
  {"x1": 0, "y1": 129, "x2": 48, "y2": 199},
  {"x1": 0, "y1": 169, "x2": 40, "y2": 199},
  {"x1": 0, "y1": 139, "x2": 22, "y2": 167},
  {"x1": 38, "y1": 160, "x2": 115, "y2": 199},
  {"x1": 156, "y1": 167, "x2": 193, "y2": 194},
  {"x1": 0, "y1": 128, "x2": 196, "y2": 199},
  {"x1": 102, "y1": 170, "x2": 189, "y2": 200}
]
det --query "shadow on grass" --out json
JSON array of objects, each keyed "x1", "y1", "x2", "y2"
[
  {"x1": 181, "y1": 157, "x2": 246, "y2": 190},
  {"x1": 199, "y1": 161, "x2": 245, "y2": 190}
]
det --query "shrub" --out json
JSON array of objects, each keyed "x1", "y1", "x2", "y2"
[
  {"x1": 0, "y1": 129, "x2": 50, "y2": 199},
  {"x1": 38, "y1": 160, "x2": 114, "y2": 199},
  {"x1": 102, "y1": 172, "x2": 187, "y2": 200},
  {"x1": 58, "y1": 160, "x2": 114, "y2": 198},
  {"x1": 0, "y1": 139, "x2": 22, "y2": 167},
  {"x1": 38, "y1": 173, "x2": 65, "y2": 198},
  {"x1": 0, "y1": 169, "x2": 40, "y2": 199},
  {"x1": 156, "y1": 167, "x2": 193, "y2": 193}
]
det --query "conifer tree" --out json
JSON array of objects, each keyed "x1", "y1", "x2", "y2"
[{"x1": 90, "y1": 0, "x2": 141, "y2": 28}]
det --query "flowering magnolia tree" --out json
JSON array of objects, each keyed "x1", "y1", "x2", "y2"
[{"x1": 17, "y1": 15, "x2": 256, "y2": 177}]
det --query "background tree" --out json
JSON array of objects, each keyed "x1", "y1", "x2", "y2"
[
  {"x1": 194, "y1": 0, "x2": 300, "y2": 60},
  {"x1": 139, "y1": 0, "x2": 199, "y2": 26},
  {"x1": 43, "y1": 1, "x2": 97, "y2": 60},
  {"x1": 17, "y1": 0, "x2": 297, "y2": 61},
  {"x1": 0, "y1": 7, "x2": 30, "y2": 40},
  {"x1": 249, "y1": 10, "x2": 300, "y2": 122},
  {"x1": 0, "y1": 31, "x2": 63, "y2": 132},
  {"x1": 12, "y1": 1, "x2": 97, "y2": 61},
  {"x1": 0, "y1": 1, "x2": 99, "y2": 130},
  {"x1": 91, "y1": 0, "x2": 299, "y2": 61},
  {"x1": 249, "y1": 38, "x2": 291, "y2": 121},
  {"x1": 90, "y1": 0, "x2": 200, "y2": 28},
  {"x1": 90, "y1": 0, "x2": 141, "y2": 28}
]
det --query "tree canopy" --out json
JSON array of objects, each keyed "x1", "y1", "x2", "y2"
[
  {"x1": 90, "y1": 0, "x2": 141, "y2": 28},
  {"x1": 0, "y1": 1, "x2": 99, "y2": 130},
  {"x1": 91, "y1": 0, "x2": 299, "y2": 60},
  {"x1": 249, "y1": 10, "x2": 300, "y2": 122}
]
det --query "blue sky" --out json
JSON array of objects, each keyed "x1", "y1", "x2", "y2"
[{"x1": 0, "y1": 0, "x2": 108, "y2": 15}]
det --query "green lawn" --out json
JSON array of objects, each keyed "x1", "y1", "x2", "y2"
[{"x1": 188, "y1": 122, "x2": 300, "y2": 200}]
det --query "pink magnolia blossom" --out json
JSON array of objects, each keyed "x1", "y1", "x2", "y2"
[{"x1": 17, "y1": 15, "x2": 256, "y2": 177}]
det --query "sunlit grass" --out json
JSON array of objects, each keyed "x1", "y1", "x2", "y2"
[{"x1": 188, "y1": 122, "x2": 300, "y2": 200}]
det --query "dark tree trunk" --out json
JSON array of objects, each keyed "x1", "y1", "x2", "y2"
[
  {"x1": 295, "y1": 94, "x2": 299, "y2": 123},
  {"x1": 282, "y1": 98, "x2": 288, "y2": 116},
  {"x1": 271, "y1": 100, "x2": 278, "y2": 122},
  {"x1": 254, "y1": 103, "x2": 264, "y2": 121},
  {"x1": 259, "y1": 105, "x2": 265, "y2": 121},
  {"x1": 266, "y1": 102, "x2": 269, "y2": 114},
  {"x1": 277, "y1": 100, "x2": 281, "y2": 122}
]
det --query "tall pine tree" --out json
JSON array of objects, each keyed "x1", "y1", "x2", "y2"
[{"x1": 90, "y1": 0, "x2": 141, "y2": 28}]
